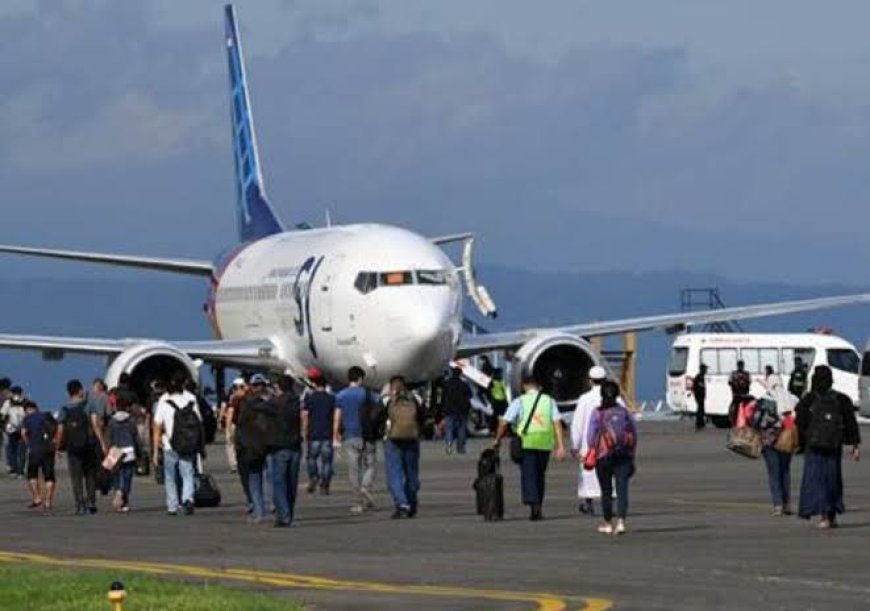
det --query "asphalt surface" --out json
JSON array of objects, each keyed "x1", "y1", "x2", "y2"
[{"x1": 1, "y1": 418, "x2": 869, "y2": 610}]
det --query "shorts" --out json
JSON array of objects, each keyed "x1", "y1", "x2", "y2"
[{"x1": 26, "y1": 452, "x2": 56, "y2": 482}]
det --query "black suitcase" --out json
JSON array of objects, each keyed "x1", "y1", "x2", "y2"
[
  {"x1": 194, "y1": 473, "x2": 222, "y2": 508},
  {"x1": 474, "y1": 473, "x2": 504, "y2": 521}
]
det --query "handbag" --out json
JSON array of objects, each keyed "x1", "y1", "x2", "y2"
[
  {"x1": 726, "y1": 426, "x2": 762, "y2": 459},
  {"x1": 509, "y1": 393, "x2": 542, "y2": 465},
  {"x1": 582, "y1": 446, "x2": 598, "y2": 471},
  {"x1": 773, "y1": 426, "x2": 799, "y2": 454}
]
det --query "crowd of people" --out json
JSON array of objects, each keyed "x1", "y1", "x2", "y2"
[{"x1": 0, "y1": 355, "x2": 862, "y2": 534}]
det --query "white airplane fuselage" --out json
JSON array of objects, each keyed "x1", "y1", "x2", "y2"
[{"x1": 208, "y1": 223, "x2": 463, "y2": 387}]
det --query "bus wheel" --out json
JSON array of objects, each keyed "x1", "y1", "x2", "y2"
[{"x1": 711, "y1": 416, "x2": 731, "y2": 429}]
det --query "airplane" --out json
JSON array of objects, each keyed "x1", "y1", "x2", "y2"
[{"x1": 0, "y1": 4, "x2": 869, "y2": 407}]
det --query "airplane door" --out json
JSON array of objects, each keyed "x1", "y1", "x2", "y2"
[{"x1": 317, "y1": 255, "x2": 343, "y2": 332}]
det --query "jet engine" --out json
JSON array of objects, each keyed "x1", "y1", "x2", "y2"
[
  {"x1": 105, "y1": 342, "x2": 199, "y2": 399},
  {"x1": 511, "y1": 333, "x2": 604, "y2": 408}
]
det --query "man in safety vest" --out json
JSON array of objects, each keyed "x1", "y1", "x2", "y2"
[
  {"x1": 487, "y1": 368, "x2": 509, "y2": 434},
  {"x1": 493, "y1": 371, "x2": 566, "y2": 521}
]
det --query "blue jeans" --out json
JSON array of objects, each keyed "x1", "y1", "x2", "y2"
[
  {"x1": 163, "y1": 449, "x2": 195, "y2": 512},
  {"x1": 445, "y1": 414, "x2": 468, "y2": 452},
  {"x1": 306, "y1": 440, "x2": 334, "y2": 486},
  {"x1": 596, "y1": 454, "x2": 633, "y2": 521},
  {"x1": 5, "y1": 432, "x2": 24, "y2": 475},
  {"x1": 113, "y1": 461, "x2": 135, "y2": 505},
  {"x1": 762, "y1": 446, "x2": 792, "y2": 508},
  {"x1": 271, "y1": 449, "x2": 301, "y2": 524},
  {"x1": 384, "y1": 440, "x2": 420, "y2": 510}
]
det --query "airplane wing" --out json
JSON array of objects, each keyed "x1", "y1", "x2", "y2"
[
  {"x1": 456, "y1": 292, "x2": 870, "y2": 356},
  {"x1": 0, "y1": 334, "x2": 281, "y2": 370},
  {"x1": 0, "y1": 245, "x2": 214, "y2": 276}
]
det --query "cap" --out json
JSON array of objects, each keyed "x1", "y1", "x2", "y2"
[
  {"x1": 249, "y1": 373, "x2": 269, "y2": 386},
  {"x1": 231, "y1": 377, "x2": 246, "y2": 387},
  {"x1": 588, "y1": 366, "x2": 607, "y2": 381},
  {"x1": 306, "y1": 367, "x2": 323, "y2": 380}
]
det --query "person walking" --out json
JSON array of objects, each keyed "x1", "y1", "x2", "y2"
[
  {"x1": 302, "y1": 374, "x2": 336, "y2": 495},
  {"x1": 488, "y1": 368, "x2": 510, "y2": 434},
  {"x1": 107, "y1": 403, "x2": 139, "y2": 512},
  {"x1": 335, "y1": 366, "x2": 382, "y2": 514},
  {"x1": 796, "y1": 365, "x2": 861, "y2": 529},
  {"x1": 222, "y1": 378, "x2": 247, "y2": 475},
  {"x1": 236, "y1": 374, "x2": 274, "y2": 523},
  {"x1": 570, "y1": 366, "x2": 610, "y2": 515},
  {"x1": 57, "y1": 380, "x2": 102, "y2": 515},
  {"x1": 442, "y1": 367, "x2": 472, "y2": 455},
  {"x1": 753, "y1": 398, "x2": 793, "y2": 516},
  {"x1": 693, "y1": 364, "x2": 708, "y2": 430},
  {"x1": 270, "y1": 375, "x2": 302, "y2": 528},
  {"x1": 1, "y1": 386, "x2": 27, "y2": 479},
  {"x1": 788, "y1": 357, "x2": 809, "y2": 401},
  {"x1": 493, "y1": 372, "x2": 567, "y2": 521},
  {"x1": 586, "y1": 381, "x2": 637, "y2": 535},
  {"x1": 21, "y1": 401, "x2": 56, "y2": 511},
  {"x1": 152, "y1": 375, "x2": 203, "y2": 516},
  {"x1": 383, "y1": 376, "x2": 425, "y2": 519}
]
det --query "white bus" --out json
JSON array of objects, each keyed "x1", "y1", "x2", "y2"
[
  {"x1": 859, "y1": 338, "x2": 870, "y2": 417},
  {"x1": 667, "y1": 333, "x2": 860, "y2": 428}
]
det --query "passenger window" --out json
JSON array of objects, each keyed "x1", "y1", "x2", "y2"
[
  {"x1": 354, "y1": 272, "x2": 377, "y2": 295},
  {"x1": 740, "y1": 348, "x2": 760, "y2": 373},
  {"x1": 827, "y1": 349, "x2": 860, "y2": 374},
  {"x1": 416, "y1": 270, "x2": 448, "y2": 285},
  {"x1": 759, "y1": 349, "x2": 779, "y2": 373},
  {"x1": 700, "y1": 348, "x2": 719, "y2": 375},
  {"x1": 718, "y1": 349, "x2": 738, "y2": 375},
  {"x1": 782, "y1": 348, "x2": 816, "y2": 374},
  {"x1": 379, "y1": 271, "x2": 413, "y2": 286}
]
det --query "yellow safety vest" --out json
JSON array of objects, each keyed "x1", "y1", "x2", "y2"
[{"x1": 518, "y1": 391, "x2": 556, "y2": 451}]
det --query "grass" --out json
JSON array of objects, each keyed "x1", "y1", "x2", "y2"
[{"x1": 0, "y1": 564, "x2": 301, "y2": 610}]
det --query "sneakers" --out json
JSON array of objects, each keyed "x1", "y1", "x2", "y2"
[
  {"x1": 119, "y1": 505, "x2": 131, "y2": 513},
  {"x1": 579, "y1": 499, "x2": 595, "y2": 516},
  {"x1": 772, "y1": 506, "x2": 783, "y2": 517},
  {"x1": 112, "y1": 491, "x2": 125, "y2": 510},
  {"x1": 349, "y1": 504, "x2": 365, "y2": 514},
  {"x1": 360, "y1": 489, "x2": 376, "y2": 509},
  {"x1": 615, "y1": 519, "x2": 627, "y2": 535},
  {"x1": 182, "y1": 500, "x2": 194, "y2": 516},
  {"x1": 273, "y1": 520, "x2": 291, "y2": 528},
  {"x1": 782, "y1": 506, "x2": 794, "y2": 516},
  {"x1": 391, "y1": 506, "x2": 411, "y2": 519},
  {"x1": 597, "y1": 522, "x2": 614, "y2": 535},
  {"x1": 445, "y1": 444, "x2": 454, "y2": 455}
]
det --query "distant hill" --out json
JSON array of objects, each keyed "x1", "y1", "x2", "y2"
[{"x1": 0, "y1": 268, "x2": 867, "y2": 407}]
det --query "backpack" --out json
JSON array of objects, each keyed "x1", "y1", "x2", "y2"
[
  {"x1": 360, "y1": 390, "x2": 387, "y2": 442},
  {"x1": 62, "y1": 404, "x2": 91, "y2": 452},
  {"x1": 807, "y1": 392, "x2": 844, "y2": 452},
  {"x1": 387, "y1": 393, "x2": 420, "y2": 441},
  {"x1": 240, "y1": 400, "x2": 277, "y2": 463},
  {"x1": 168, "y1": 400, "x2": 202, "y2": 456},
  {"x1": 596, "y1": 406, "x2": 636, "y2": 458}
]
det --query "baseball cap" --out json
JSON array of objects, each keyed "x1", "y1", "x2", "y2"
[
  {"x1": 249, "y1": 373, "x2": 269, "y2": 386},
  {"x1": 588, "y1": 366, "x2": 607, "y2": 381},
  {"x1": 231, "y1": 377, "x2": 246, "y2": 387},
  {"x1": 306, "y1": 367, "x2": 323, "y2": 380}
]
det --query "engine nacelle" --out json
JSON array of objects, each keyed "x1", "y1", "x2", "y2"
[
  {"x1": 511, "y1": 334, "x2": 604, "y2": 407},
  {"x1": 105, "y1": 342, "x2": 199, "y2": 399}
]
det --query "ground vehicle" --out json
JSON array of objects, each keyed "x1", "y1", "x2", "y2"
[
  {"x1": 859, "y1": 338, "x2": 870, "y2": 417},
  {"x1": 668, "y1": 333, "x2": 860, "y2": 427}
]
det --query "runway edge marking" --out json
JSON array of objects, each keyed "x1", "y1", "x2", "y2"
[{"x1": 0, "y1": 550, "x2": 613, "y2": 611}]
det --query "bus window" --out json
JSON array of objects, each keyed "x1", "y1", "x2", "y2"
[
  {"x1": 862, "y1": 352, "x2": 870, "y2": 376},
  {"x1": 719, "y1": 348, "x2": 738, "y2": 376},
  {"x1": 700, "y1": 348, "x2": 719, "y2": 374},
  {"x1": 759, "y1": 348, "x2": 779, "y2": 373},
  {"x1": 782, "y1": 348, "x2": 816, "y2": 374},
  {"x1": 740, "y1": 348, "x2": 761, "y2": 373},
  {"x1": 827, "y1": 349, "x2": 860, "y2": 374},
  {"x1": 668, "y1": 347, "x2": 689, "y2": 377}
]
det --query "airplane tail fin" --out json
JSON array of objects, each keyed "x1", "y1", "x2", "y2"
[{"x1": 225, "y1": 4, "x2": 285, "y2": 242}]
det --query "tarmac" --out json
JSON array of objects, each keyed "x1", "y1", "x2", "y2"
[{"x1": 1, "y1": 419, "x2": 869, "y2": 610}]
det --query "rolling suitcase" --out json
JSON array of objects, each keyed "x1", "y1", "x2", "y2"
[
  {"x1": 194, "y1": 473, "x2": 222, "y2": 508},
  {"x1": 473, "y1": 448, "x2": 504, "y2": 521}
]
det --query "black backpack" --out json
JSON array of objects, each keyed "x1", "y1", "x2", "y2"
[
  {"x1": 62, "y1": 404, "x2": 90, "y2": 452},
  {"x1": 168, "y1": 400, "x2": 202, "y2": 456},
  {"x1": 241, "y1": 400, "x2": 277, "y2": 463},
  {"x1": 360, "y1": 390, "x2": 386, "y2": 442},
  {"x1": 807, "y1": 392, "x2": 844, "y2": 452}
]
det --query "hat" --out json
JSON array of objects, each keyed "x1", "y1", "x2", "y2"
[
  {"x1": 249, "y1": 373, "x2": 269, "y2": 386},
  {"x1": 231, "y1": 377, "x2": 246, "y2": 387},
  {"x1": 588, "y1": 366, "x2": 607, "y2": 381},
  {"x1": 306, "y1": 367, "x2": 323, "y2": 380}
]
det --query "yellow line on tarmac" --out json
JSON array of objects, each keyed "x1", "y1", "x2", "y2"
[{"x1": 0, "y1": 550, "x2": 613, "y2": 611}]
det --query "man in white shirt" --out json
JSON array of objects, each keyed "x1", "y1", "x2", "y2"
[
  {"x1": 152, "y1": 375, "x2": 202, "y2": 516},
  {"x1": 570, "y1": 366, "x2": 625, "y2": 516}
]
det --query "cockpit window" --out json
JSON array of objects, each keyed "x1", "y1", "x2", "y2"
[{"x1": 353, "y1": 269, "x2": 450, "y2": 294}]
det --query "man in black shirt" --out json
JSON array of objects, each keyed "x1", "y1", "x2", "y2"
[
  {"x1": 442, "y1": 367, "x2": 472, "y2": 455},
  {"x1": 302, "y1": 375, "x2": 336, "y2": 495},
  {"x1": 270, "y1": 375, "x2": 302, "y2": 528},
  {"x1": 693, "y1": 364, "x2": 708, "y2": 431}
]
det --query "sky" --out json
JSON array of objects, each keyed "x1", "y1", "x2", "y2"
[{"x1": 2, "y1": 1, "x2": 870, "y2": 283}]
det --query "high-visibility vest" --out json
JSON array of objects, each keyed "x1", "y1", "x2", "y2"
[
  {"x1": 518, "y1": 391, "x2": 556, "y2": 451},
  {"x1": 490, "y1": 380, "x2": 507, "y2": 402}
]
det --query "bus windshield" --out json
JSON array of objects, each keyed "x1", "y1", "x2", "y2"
[{"x1": 668, "y1": 347, "x2": 689, "y2": 377}]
